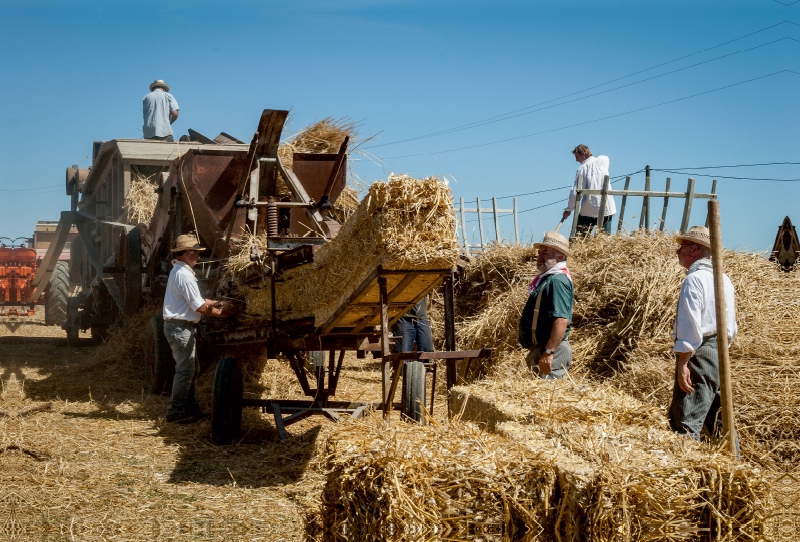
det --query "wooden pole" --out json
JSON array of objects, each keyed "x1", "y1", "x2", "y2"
[
  {"x1": 705, "y1": 179, "x2": 717, "y2": 228},
  {"x1": 513, "y1": 198, "x2": 519, "y2": 244},
  {"x1": 640, "y1": 165, "x2": 651, "y2": 231},
  {"x1": 596, "y1": 175, "x2": 610, "y2": 237},
  {"x1": 492, "y1": 197, "x2": 501, "y2": 243},
  {"x1": 680, "y1": 178, "x2": 695, "y2": 233},
  {"x1": 379, "y1": 275, "x2": 391, "y2": 418},
  {"x1": 459, "y1": 197, "x2": 469, "y2": 254},
  {"x1": 476, "y1": 197, "x2": 486, "y2": 250},
  {"x1": 616, "y1": 176, "x2": 631, "y2": 234},
  {"x1": 659, "y1": 178, "x2": 670, "y2": 232},
  {"x1": 707, "y1": 199, "x2": 737, "y2": 456},
  {"x1": 569, "y1": 173, "x2": 583, "y2": 240}
]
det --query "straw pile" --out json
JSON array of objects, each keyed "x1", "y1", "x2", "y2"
[
  {"x1": 239, "y1": 175, "x2": 460, "y2": 326},
  {"x1": 278, "y1": 117, "x2": 357, "y2": 171},
  {"x1": 449, "y1": 369, "x2": 772, "y2": 541},
  {"x1": 123, "y1": 169, "x2": 160, "y2": 225},
  {"x1": 445, "y1": 232, "x2": 797, "y2": 469}
]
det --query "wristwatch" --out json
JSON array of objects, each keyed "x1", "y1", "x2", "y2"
[
  {"x1": 216, "y1": 300, "x2": 222, "y2": 309},
  {"x1": 545, "y1": 348, "x2": 555, "y2": 356}
]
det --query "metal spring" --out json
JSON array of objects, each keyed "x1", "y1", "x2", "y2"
[{"x1": 266, "y1": 197, "x2": 278, "y2": 238}]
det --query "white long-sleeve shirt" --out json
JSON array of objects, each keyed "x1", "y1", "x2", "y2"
[
  {"x1": 564, "y1": 155, "x2": 617, "y2": 218},
  {"x1": 163, "y1": 260, "x2": 205, "y2": 323},
  {"x1": 672, "y1": 260, "x2": 737, "y2": 353}
]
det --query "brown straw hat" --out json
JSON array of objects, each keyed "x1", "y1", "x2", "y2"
[
  {"x1": 534, "y1": 231, "x2": 571, "y2": 257},
  {"x1": 149, "y1": 79, "x2": 170, "y2": 92},
  {"x1": 172, "y1": 234, "x2": 205, "y2": 253},
  {"x1": 676, "y1": 226, "x2": 711, "y2": 249}
]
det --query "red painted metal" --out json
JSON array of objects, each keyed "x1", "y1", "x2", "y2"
[{"x1": 0, "y1": 246, "x2": 39, "y2": 316}]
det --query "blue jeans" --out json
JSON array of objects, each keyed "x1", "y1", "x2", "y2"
[
  {"x1": 164, "y1": 319, "x2": 200, "y2": 417},
  {"x1": 392, "y1": 317, "x2": 433, "y2": 353}
]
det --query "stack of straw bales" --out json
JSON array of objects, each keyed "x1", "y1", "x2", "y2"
[{"x1": 238, "y1": 175, "x2": 460, "y2": 326}]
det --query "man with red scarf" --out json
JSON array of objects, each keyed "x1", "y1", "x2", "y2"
[{"x1": 518, "y1": 231, "x2": 574, "y2": 379}]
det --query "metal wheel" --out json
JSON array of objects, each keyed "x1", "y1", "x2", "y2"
[
  {"x1": 401, "y1": 361, "x2": 427, "y2": 424},
  {"x1": 144, "y1": 314, "x2": 174, "y2": 395},
  {"x1": 212, "y1": 356, "x2": 243, "y2": 445},
  {"x1": 45, "y1": 261, "x2": 70, "y2": 326}
]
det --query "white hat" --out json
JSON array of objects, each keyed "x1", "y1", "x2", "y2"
[
  {"x1": 149, "y1": 79, "x2": 170, "y2": 92},
  {"x1": 534, "y1": 231, "x2": 571, "y2": 257},
  {"x1": 676, "y1": 226, "x2": 711, "y2": 249}
]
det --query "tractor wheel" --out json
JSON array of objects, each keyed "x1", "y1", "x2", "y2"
[
  {"x1": 65, "y1": 297, "x2": 80, "y2": 347},
  {"x1": 45, "y1": 261, "x2": 70, "y2": 327},
  {"x1": 401, "y1": 361, "x2": 427, "y2": 424},
  {"x1": 144, "y1": 315, "x2": 174, "y2": 395},
  {"x1": 212, "y1": 356, "x2": 243, "y2": 445}
]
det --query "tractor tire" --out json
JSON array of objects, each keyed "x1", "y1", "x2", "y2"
[
  {"x1": 65, "y1": 296, "x2": 80, "y2": 347},
  {"x1": 401, "y1": 361, "x2": 427, "y2": 424},
  {"x1": 45, "y1": 261, "x2": 69, "y2": 327},
  {"x1": 212, "y1": 356, "x2": 243, "y2": 445},
  {"x1": 144, "y1": 315, "x2": 174, "y2": 395}
]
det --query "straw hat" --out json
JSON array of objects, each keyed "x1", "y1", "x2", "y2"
[
  {"x1": 172, "y1": 234, "x2": 205, "y2": 253},
  {"x1": 149, "y1": 79, "x2": 170, "y2": 92},
  {"x1": 534, "y1": 231, "x2": 571, "y2": 257},
  {"x1": 676, "y1": 226, "x2": 711, "y2": 249}
]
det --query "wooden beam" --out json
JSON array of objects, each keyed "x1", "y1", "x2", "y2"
[
  {"x1": 616, "y1": 176, "x2": 631, "y2": 234},
  {"x1": 679, "y1": 178, "x2": 695, "y2": 233}
]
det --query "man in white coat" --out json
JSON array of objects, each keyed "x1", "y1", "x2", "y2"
[{"x1": 562, "y1": 144, "x2": 616, "y2": 236}]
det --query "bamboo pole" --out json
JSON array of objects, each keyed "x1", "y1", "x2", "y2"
[{"x1": 707, "y1": 199, "x2": 737, "y2": 456}]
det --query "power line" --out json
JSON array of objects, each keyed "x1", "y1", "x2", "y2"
[
  {"x1": 370, "y1": 36, "x2": 798, "y2": 149},
  {"x1": 0, "y1": 185, "x2": 61, "y2": 193},
  {"x1": 770, "y1": 0, "x2": 800, "y2": 5},
  {"x1": 368, "y1": 21, "x2": 800, "y2": 149},
  {"x1": 651, "y1": 169, "x2": 800, "y2": 181},
  {"x1": 384, "y1": 70, "x2": 799, "y2": 160},
  {"x1": 653, "y1": 161, "x2": 800, "y2": 170}
]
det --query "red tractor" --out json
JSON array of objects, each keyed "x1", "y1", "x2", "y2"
[{"x1": 0, "y1": 237, "x2": 69, "y2": 324}]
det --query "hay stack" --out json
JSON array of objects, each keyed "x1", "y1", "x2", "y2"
[
  {"x1": 311, "y1": 414, "x2": 593, "y2": 542},
  {"x1": 123, "y1": 170, "x2": 160, "y2": 225},
  {"x1": 450, "y1": 367, "x2": 772, "y2": 541},
  {"x1": 241, "y1": 175, "x2": 460, "y2": 326}
]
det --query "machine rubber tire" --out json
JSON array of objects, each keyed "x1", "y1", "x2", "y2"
[
  {"x1": 401, "y1": 361, "x2": 427, "y2": 424},
  {"x1": 45, "y1": 261, "x2": 70, "y2": 327},
  {"x1": 212, "y1": 356, "x2": 243, "y2": 445},
  {"x1": 144, "y1": 315, "x2": 174, "y2": 395},
  {"x1": 65, "y1": 296, "x2": 80, "y2": 347}
]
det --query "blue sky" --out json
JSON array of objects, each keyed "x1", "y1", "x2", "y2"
[{"x1": 1, "y1": 0, "x2": 798, "y2": 252}]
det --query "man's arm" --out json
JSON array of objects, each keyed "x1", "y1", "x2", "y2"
[
  {"x1": 676, "y1": 351, "x2": 694, "y2": 393},
  {"x1": 563, "y1": 171, "x2": 582, "y2": 220},
  {"x1": 170, "y1": 110, "x2": 179, "y2": 124},
  {"x1": 538, "y1": 317, "x2": 568, "y2": 376},
  {"x1": 196, "y1": 299, "x2": 237, "y2": 318}
]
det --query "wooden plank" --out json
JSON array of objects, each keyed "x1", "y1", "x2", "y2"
[
  {"x1": 320, "y1": 270, "x2": 378, "y2": 333},
  {"x1": 379, "y1": 276, "x2": 391, "y2": 408},
  {"x1": 492, "y1": 197, "x2": 501, "y2": 242},
  {"x1": 616, "y1": 176, "x2": 631, "y2": 234},
  {"x1": 596, "y1": 175, "x2": 610, "y2": 237},
  {"x1": 460, "y1": 197, "x2": 469, "y2": 253},
  {"x1": 476, "y1": 197, "x2": 485, "y2": 250},
  {"x1": 679, "y1": 178, "x2": 695, "y2": 233},
  {"x1": 659, "y1": 178, "x2": 671, "y2": 232},
  {"x1": 382, "y1": 349, "x2": 491, "y2": 363},
  {"x1": 577, "y1": 189, "x2": 714, "y2": 198}
]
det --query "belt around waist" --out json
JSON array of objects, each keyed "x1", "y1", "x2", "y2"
[{"x1": 164, "y1": 318, "x2": 195, "y2": 326}]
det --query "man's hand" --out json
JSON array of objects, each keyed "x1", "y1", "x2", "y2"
[
  {"x1": 562, "y1": 210, "x2": 571, "y2": 221},
  {"x1": 538, "y1": 351, "x2": 553, "y2": 376},
  {"x1": 197, "y1": 299, "x2": 240, "y2": 318},
  {"x1": 677, "y1": 352, "x2": 694, "y2": 394}
]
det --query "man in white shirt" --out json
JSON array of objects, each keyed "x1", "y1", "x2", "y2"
[
  {"x1": 668, "y1": 226, "x2": 738, "y2": 447},
  {"x1": 562, "y1": 145, "x2": 616, "y2": 236},
  {"x1": 143, "y1": 79, "x2": 179, "y2": 142},
  {"x1": 164, "y1": 234, "x2": 236, "y2": 423}
]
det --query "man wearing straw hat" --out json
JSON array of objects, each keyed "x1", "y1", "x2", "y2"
[
  {"x1": 163, "y1": 234, "x2": 237, "y2": 424},
  {"x1": 143, "y1": 79, "x2": 179, "y2": 142},
  {"x1": 669, "y1": 226, "x2": 738, "y2": 445},
  {"x1": 562, "y1": 145, "x2": 616, "y2": 236},
  {"x1": 518, "y1": 231, "x2": 573, "y2": 379}
]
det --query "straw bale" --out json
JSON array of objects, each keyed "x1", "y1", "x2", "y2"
[
  {"x1": 278, "y1": 117, "x2": 357, "y2": 171},
  {"x1": 451, "y1": 364, "x2": 773, "y2": 541},
  {"x1": 123, "y1": 169, "x2": 160, "y2": 226},
  {"x1": 241, "y1": 175, "x2": 460, "y2": 326},
  {"x1": 311, "y1": 415, "x2": 566, "y2": 542}
]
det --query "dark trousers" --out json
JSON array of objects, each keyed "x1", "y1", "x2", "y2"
[
  {"x1": 668, "y1": 335, "x2": 740, "y2": 456},
  {"x1": 392, "y1": 317, "x2": 433, "y2": 353},
  {"x1": 147, "y1": 135, "x2": 175, "y2": 142},
  {"x1": 576, "y1": 213, "x2": 612, "y2": 236},
  {"x1": 164, "y1": 319, "x2": 200, "y2": 416}
]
